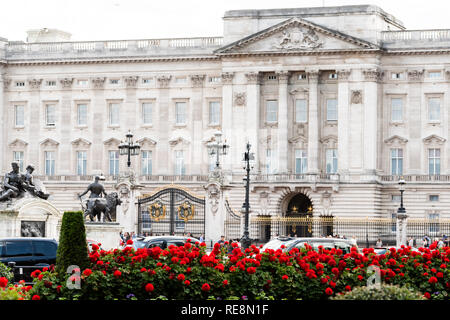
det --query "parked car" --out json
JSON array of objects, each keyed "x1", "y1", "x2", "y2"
[
  {"x1": 141, "y1": 236, "x2": 200, "y2": 250},
  {"x1": 0, "y1": 238, "x2": 58, "y2": 266},
  {"x1": 262, "y1": 237, "x2": 357, "y2": 254}
]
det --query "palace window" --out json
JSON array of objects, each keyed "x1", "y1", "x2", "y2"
[
  {"x1": 326, "y1": 99, "x2": 338, "y2": 121},
  {"x1": 391, "y1": 72, "x2": 403, "y2": 80},
  {"x1": 428, "y1": 148, "x2": 441, "y2": 175},
  {"x1": 391, "y1": 148, "x2": 403, "y2": 175},
  {"x1": 109, "y1": 79, "x2": 120, "y2": 85},
  {"x1": 77, "y1": 104, "x2": 87, "y2": 126},
  {"x1": 428, "y1": 71, "x2": 442, "y2": 79},
  {"x1": 391, "y1": 98, "x2": 403, "y2": 122},
  {"x1": 209, "y1": 101, "x2": 220, "y2": 125},
  {"x1": 266, "y1": 149, "x2": 277, "y2": 174},
  {"x1": 429, "y1": 195, "x2": 439, "y2": 202},
  {"x1": 76, "y1": 151, "x2": 87, "y2": 176},
  {"x1": 109, "y1": 103, "x2": 120, "y2": 126},
  {"x1": 295, "y1": 99, "x2": 307, "y2": 123},
  {"x1": 15, "y1": 82, "x2": 25, "y2": 87},
  {"x1": 13, "y1": 151, "x2": 24, "y2": 172},
  {"x1": 141, "y1": 151, "x2": 152, "y2": 175},
  {"x1": 428, "y1": 97, "x2": 441, "y2": 122},
  {"x1": 174, "y1": 150, "x2": 185, "y2": 175},
  {"x1": 142, "y1": 102, "x2": 153, "y2": 125},
  {"x1": 266, "y1": 100, "x2": 278, "y2": 123},
  {"x1": 175, "y1": 102, "x2": 187, "y2": 125},
  {"x1": 109, "y1": 151, "x2": 119, "y2": 176},
  {"x1": 45, "y1": 104, "x2": 56, "y2": 126},
  {"x1": 44, "y1": 151, "x2": 55, "y2": 176},
  {"x1": 295, "y1": 149, "x2": 307, "y2": 174},
  {"x1": 14, "y1": 105, "x2": 24, "y2": 127},
  {"x1": 325, "y1": 149, "x2": 338, "y2": 174}
]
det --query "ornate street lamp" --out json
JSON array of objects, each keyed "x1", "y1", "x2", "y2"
[
  {"x1": 118, "y1": 130, "x2": 141, "y2": 168},
  {"x1": 206, "y1": 131, "x2": 229, "y2": 170},
  {"x1": 240, "y1": 142, "x2": 255, "y2": 249},
  {"x1": 397, "y1": 178, "x2": 406, "y2": 217},
  {"x1": 396, "y1": 177, "x2": 408, "y2": 247}
]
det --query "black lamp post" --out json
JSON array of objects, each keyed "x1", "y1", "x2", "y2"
[
  {"x1": 397, "y1": 178, "x2": 406, "y2": 217},
  {"x1": 207, "y1": 131, "x2": 230, "y2": 170},
  {"x1": 396, "y1": 177, "x2": 407, "y2": 247},
  {"x1": 118, "y1": 130, "x2": 141, "y2": 168},
  {"x1": 240, "y1": 142, "x2": 254, "y2": 249}
]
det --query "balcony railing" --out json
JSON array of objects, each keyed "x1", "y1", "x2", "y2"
[{"x1": 381, "y1": 29, "x2": 450, "y2": 42}]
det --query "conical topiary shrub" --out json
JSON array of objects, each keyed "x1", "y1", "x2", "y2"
[{"x1": 56, "y1": 211, "x2": 89, "y2": 276}]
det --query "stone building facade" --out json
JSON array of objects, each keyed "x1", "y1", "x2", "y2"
[{"x1": 1, "y1": 5, "x2": 450, "y2": 242}]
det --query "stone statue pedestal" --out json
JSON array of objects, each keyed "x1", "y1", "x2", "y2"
[
  {"x1": 0, "y1": 196, "x2": 62, "y2": 239},
  {"x1": 85, "y1": 222, "x2": 123, "y2": 250}
]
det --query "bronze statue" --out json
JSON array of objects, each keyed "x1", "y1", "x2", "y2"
[
  {"x1": 22, "y1": 164, "x2": 50, "y2": 200},
  {"x1": 78, "y1": 176, "x2": 121, "y2": 222},
  {"x1": 0, "y1": 162, "x2": 25, "y2": 201}
]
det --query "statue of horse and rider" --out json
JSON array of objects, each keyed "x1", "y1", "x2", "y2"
[{"x1": 78, "y1": 175, "x2": 121, "y2": 222}]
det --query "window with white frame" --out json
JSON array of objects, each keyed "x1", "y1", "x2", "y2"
[
  {"x1": 391, "y1": 148, "x2": 403, "y2": 175},
  {"x1": 76, "y1": 151, "x2": 87, "y2": 175},
  {"x1": 141, "y1": 151, "x2": 152, "y2": 175},
  {"x1": 391, "y1": 72, "x2": 403, "y2": 80},
  {"x1": 109, "y1": 103, "x2": 120, "y2": 126},
  {"x1": 14, "y1": 105, "x2": 24, "y2": 127},
  {"x1": 46, "y1": 80, "x2": 56, "y2": 87},
  {"x1": 13, "y1": 151, "x2": 24, "y2": 172},
  {"x1": 77, "y1": 104, "x2": 87, "y2": 126},
  {"x1": 391, "y1": 98, "x2": 403, "y2": 122},
  {"x1": 175, "y1": 102, "x2": 186, "y2": 125},
  {"x1": 326, "y1": 99, "x2": 338, "y2": 121},
  {"x1": 45, "y1": 104, "x2": 56, "y2": 126},
  {"x1": 142, "y1": 102, "x2": 153, "y2": 126},
  {"x1": 266, "y1": 100, "x2": 278, "y2": 123},
  {"x1": 266, "y1": 149, "x2": 277, "y2": 174},
  {"x1": 295, "y1": 149, "x2": 307, "y2": 174},
  {"x1": 429, "y1": 213, "x2": 440, "y2": 233},
  {"x1": 295, "y1": 99, "x2": 307, "y2": 123},
  {"x1": 391, "y1": 213, "x2": 397, "y2": 232},
  {"x1": 44, "y1": 151, "x2": 55, "y2": 176},
  {"x1": 428, "y1": 97, "x2": 441, "y2": 122},
  {"x1": 175, "y1": 77, "x2": 187, "y2": 84},
  {"x1": 428, "y1": 148, "x2": 441, "y2": 175},
  {"x1": 428, "y1": 71, "x2": 442, "y2": 79},
  {"x1": 209, "y1": 101, "x2": 220, "y2": 125},
  {"x1": 77, "y1": 79, "x2": 88, "y2": 86},
  {"x1": 109, "y1": 151, "x2": 119, "y2": 176},
  {"x1": 325, "y1": 149, "x2": 338, "y2": 174},
  {"x1": 174, "y1": 150, "x2": 185, "y2": 175},
  {"x1": 429, "y1": 195, "x2": 439, "y2": 202}
]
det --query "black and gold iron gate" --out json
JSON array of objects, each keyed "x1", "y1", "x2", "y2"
[{"x1": 138, "y1": 187, "x2": 205, "y2": 237}]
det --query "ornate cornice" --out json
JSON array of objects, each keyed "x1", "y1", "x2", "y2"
[
  {"x1": 384, "y1": 135, "x2": 408, "y2": 145},
  {"x1": 71, "y1": 138, "x2": 92, "y2": 147},
  {"x1": 407, "y1": 69, "x2": 424, "y2": 82},
  {"x1": 245, "y1": 72, "x2": 261, "y2": 85},
  {"x1": 124, "y1": 76, "x2": 139, "y2": 88},
  {"x1": 190, "y1": 74, "x2": 205, "y2": 88},
  {"x1": 362, "y1": 68, "x2": 384, "y2": 82},
  {"x1": 59, "y1": 78, "x2": 73, "y2": 88},
  {"x1": 91, "y1": 77, "x2": 106, "y2": 89},
  {"x1": 423, "y1": 134, "x2": 446, "y2": 145},
  {"x1": 221, "y1": 72, "x2": 234, "y2": 84},
  {"x1": 28, "y1": 78, "x2": 42, "y2": 90},
  {"x1": 2, "y1": 77, "x2": 11, "y2": 90},
  {"x1": 337, "y1": 69, "x2": 351, "y2": 81},
  {"x1": 157, "y1": 75, "x2": 171, "y2": 88}
]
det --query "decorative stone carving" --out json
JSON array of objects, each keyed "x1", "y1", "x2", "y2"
[
  {"x1": 190, "y1": 74, "x2": 205, "y2": 88},
  {"x1": 363, "y1": 69, "x2": 384, "y2": 82},
  {"x1": 2, "y1": 77, "x2": 11, "y2": 90},
  {"x1": 118, "y1": 185, "x2": 130, "y2": 215},
  {"x1": 351, "y1": 90, "x2": 363, "y2": 104},
  {"x1": 59, "y1": 78, "x2": 73, "y2": 88},
  {"x1": 408, "y1": 69, "x2": 424, "y2": 82},
  {"x1": 384, "y1": 135, "x2": 408, "y2": 145},
  {"x1": 276, "y1": 71, "x2": 290, "y2": 84},
  {"x1": 423, "y1": 134, "x2": 446, "y2": 145},
  {"x1": 337, "y1": 69, "x2": 351, "y2": 81},
  {"x1": 306, "y1": 70, "x2": 319, "y2": 81},
  {"x1": 91, "y1": 77, "x2": 106, "y2": 89},
  {"x1": 8, "y1": 139, "x2": 28, "y2": 148},
  {"x1": 124, "y1": 76, "x2": 139, "y2": 88},
  {"x1": 168, "y1": 136, "x2": 190, "y2": 146},
  {"x1": 206, "y1": 184, "x2": 220, "y2": 215},
  {"x1": 28, "y1": 78, "x2": 42, "y2": 90},
  {"x1": 221, "y1": 72, "x2": 234, "y2": 84},
  {"x1": 274, "y1": 27, "x2": 323, "y2": 50},
  {"x1": 245, "y1": 72, "x2": 261, "y2": 84},
  {"x1": 234, "y1": 92, "x2": 246, "y2": 106},
  {"x1": 103, "y1": 137, "x2": 121, "y2": 146},
  {"x1": 40, "y1": 138, "x2": 59, "y2": 147},
  {"x1": 157, "y1": 75, "x2": 171, "y2": 88},
  {"x1": 71, "y1": 138, "x2": 92, "y2": 147},
  {"x1": 320, "y1": 135, "x2": 338, "y2": 148}
]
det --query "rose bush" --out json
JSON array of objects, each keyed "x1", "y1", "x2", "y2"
[{"x1": 16, "y1": 240, "x2": 450, "y2": 300}]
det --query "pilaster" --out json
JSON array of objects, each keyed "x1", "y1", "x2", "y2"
[
  {"x1": 245, "y1": 72, "x2": 261, "y2": 172},
  {"x1": 277, "y1": 71, "x2": 290, "y2": 173},
  {"x1": 307, "y1": 70, "x2": 320, "y2": 174},
  {"x1": 337, "y1": 69, "x2": 351, "y2": 174}
]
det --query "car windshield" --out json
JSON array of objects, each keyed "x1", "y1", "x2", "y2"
[
  {"x1": 292, "y1": 240, "x2": 352, "y2": 253},
  {"x1": 262, "y1": 239, "x2": 297, "y2": 250}
]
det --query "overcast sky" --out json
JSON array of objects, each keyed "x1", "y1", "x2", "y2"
[{"x1": 2, "y1": 0, "x2": 450, "y2": 41}]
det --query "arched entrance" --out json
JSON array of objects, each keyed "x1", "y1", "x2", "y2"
[{"x1": 285, "y1": 193, "x2": 313, "y2": 237}]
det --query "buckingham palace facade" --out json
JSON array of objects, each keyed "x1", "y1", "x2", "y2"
[{"x1": 2, "y1": 5, "x2": 450, "y2": 241}]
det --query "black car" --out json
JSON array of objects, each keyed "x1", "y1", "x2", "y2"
[{"x1": 0, "y1": 238, "x2": 58, "y2": 266}]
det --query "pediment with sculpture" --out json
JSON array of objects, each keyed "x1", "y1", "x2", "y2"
[{"x1": 216, "y1": 17, "x2": 378, "y2": 55}]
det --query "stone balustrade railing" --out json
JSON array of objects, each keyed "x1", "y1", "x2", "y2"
[
  {"x1": 5, "y1": 37, "x2": 224, "y2": 60},
  {"x1": 381, "y1": 29, "x2": 450, "y2": 45}
]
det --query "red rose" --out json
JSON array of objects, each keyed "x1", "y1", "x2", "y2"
[
  {"x1": 0, "y1": 277, "x2": 8, "y2": 288},
  {"x1": 145, "y1": 283, "x2": 154, "y2": 292},
  {"x1": 177, "y1": 274, "x2": 185, "y2": 281},
  {"x1": 282, "y1": 275, "x2": 289, "y2": 280},
  {"x1": 127, "y1": 239, "x2": 133, "y2": 245},
  {"x1": 437, "y1": 272, "x2": 444, "y2": 278},
  {"x1": 325, "y1": 287, "x2": 333, "y2": 296},
  {"x1": 184, "y1": 280, "x2": 190, "y2": 286},
  {"x1": 56, "y1": 285, "x2": 61, "y2": 293},
  {"x1": 96, "y1": 260, "x2": 104, "y2": 266},
  {"x1": 82, "y1": 269, "x2": 92, "y2": 277},
  {"x1": 32, "y1": 295, "x2": 41, "y2": 300},
  {"x1": 247, "y1": 267, "x2": 256, "y2": 274},
  {"x1": 429, "y1": 276, "x2": 438, "y2": 284},
  {"x1": 223, "y1": 280, "x2": 229, "y2": 286},
  {"x1": 345, "y1": 285, "x2": 351, "y2": 291},
  {"x1": 424, "y1": 292, "x2": 431, "y2": 299},
  {"x1": 201, "y1": 283, "x2": 211, "y2": 292},
  {"x1": 114, "y1": 270, "x2": 122, "y2": 278}
]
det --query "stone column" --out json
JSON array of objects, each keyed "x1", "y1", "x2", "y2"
[
  {"x1": 190, "y1": 74, "x2": 205, "y2": 174},
  {"x1": 277, "y1": 71, "x2": 290, "y2": 174},
  {"x1": 204, "y1": 182, "x2": 224, "y2": 244},
  {"x1": 245, "y1": 72, "x2": 261, "y2": 172},
  {"x1": 59, "y1": 78, "x2": 74, "y2": 175},
  {"x1": 396, "y1": 212, "x2": 408, "y2": 247},
  {"x1": 28, "y1": 79, "x2": 42, "y2": 169},
  {"x1": 0, "y1": 70, "x2": 7, "y2": 172},
  {"x1": 91, "y1": 77, "x2": 106, "y2": 172},
  {"x1": 123, "y1": 76, "x2": 139, "y2": 171},
  {"x1": 362, "y1": 69, "x2": 382, "y2": 175},
  {"x1": 156, "y1": 75, "x2": 171, "y2": 175},
  {"x1": 307, "y1": 70, "x2": 320, "y2": 174},
  {"x1": 337, "y1": 69, "x2": 351, "y2": 175},
  {"x1": 221, "y1": 72, "x2": 234, "y2": 175}
]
